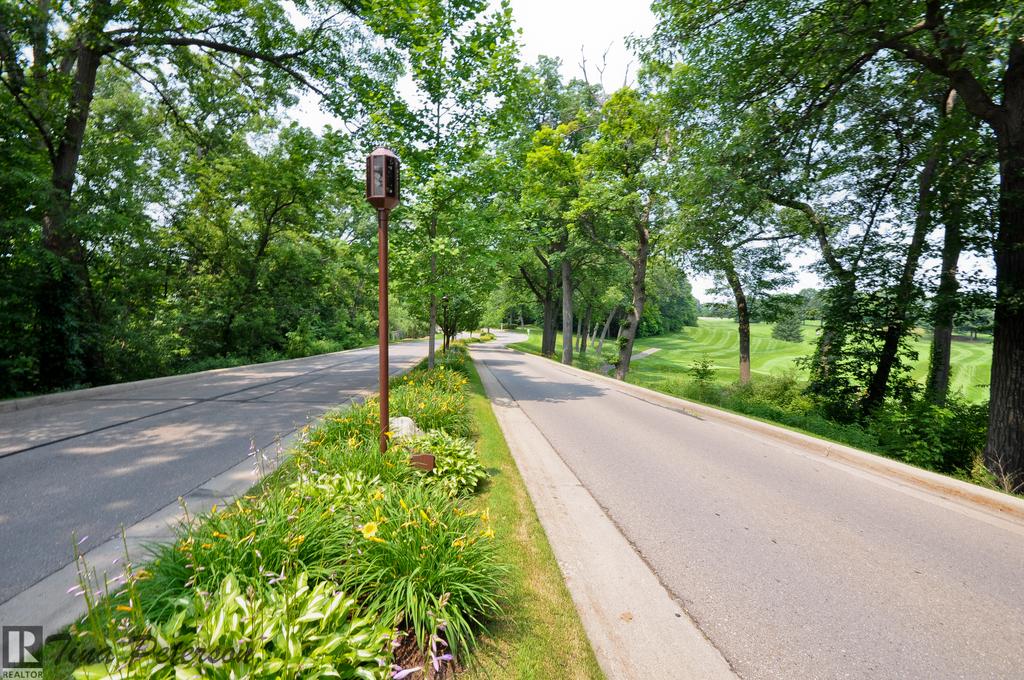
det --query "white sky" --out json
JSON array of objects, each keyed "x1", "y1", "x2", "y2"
[{"x1": 511, "y1": 0, "x2": 654, "y2": 90}]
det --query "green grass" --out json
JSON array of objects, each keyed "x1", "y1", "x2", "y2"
[
  {"x1": 461, "y1": 358, "x2": 604, "y2": 680},
  {"x1": 514, "y1": 317, "x2": 992, "y2": 403}
]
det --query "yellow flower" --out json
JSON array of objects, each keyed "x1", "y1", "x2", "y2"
[
  {"x1": 201, "y1": 542, "x2": 214, "y2": 549},
  {"x1": 480, "y1": 527, "x2": 495, "y2": 539},
  {"x1": 212, "y1": 531, "x2": 229, "y2": 540},
  {"x1": 361, "y1": 522, "x2": 385, "y2": 543},
  {"x1": 115, "y1": 605, "x2": 133, "y2": 612},
  {"x1": 452, "y1": 538, "x2": 466, "y2": 548},
  {"x1": 399, "y1": 499, "x2": 410, "y2": 513},
  {"x1": 373, "y1": 489, "x2": 385, "y2": 501}
]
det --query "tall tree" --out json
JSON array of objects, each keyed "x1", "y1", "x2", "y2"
[
  {"x1": 669, "y1": 113, "x2": 801, "y2": 385},
  {"x1": 490, "y1": 58, "x2": 600, "y2": 358},
  {"x1": 651, "y1": 0, "x2": 1024, "y2": 489},
  {"x1": 0, "y1": 0, "x2": 397, "y2": 388},
  {"x1": 576, "y1": 88, "x2": 670, "y2": 380},
  {"x1": 521, "y1": 123, "x2": 581, "y2": 364},
  {"x1": 371, "y1": 0, "x2": 517, "y2": 367},
  {"x1": 925, "y1": 97, "x2": 997, "y2": 405}
]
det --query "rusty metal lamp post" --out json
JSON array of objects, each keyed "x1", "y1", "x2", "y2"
[{"x1": 365, "y1": 148, "x2": 400, "y2": 454}]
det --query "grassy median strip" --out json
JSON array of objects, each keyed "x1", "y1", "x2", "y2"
[
  {"x1": 37, "y1": 343, "x2": 601, "y2": 679},
  {"x1": 460, "y1": 356, "x2": 604, "y2": 679}
]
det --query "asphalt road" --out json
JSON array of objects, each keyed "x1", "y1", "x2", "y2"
[
  {"x1": 0, "y1": 340, "x2": 427, "y2": 605},
  {"x1": 474, "y1": 339, "x2": 1024, "y2": 680}
]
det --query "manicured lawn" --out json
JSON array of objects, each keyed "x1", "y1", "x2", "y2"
[{"x1": 514, "y1": 318, "x2": 992, "y2": 402}]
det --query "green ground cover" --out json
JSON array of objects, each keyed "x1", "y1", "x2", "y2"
[
  {"x1": 39, "y1": 343, "x2": 600, "y2": 679},
  {"x1": 515, "y1": 318, "x2": 992, "y2": 403}
]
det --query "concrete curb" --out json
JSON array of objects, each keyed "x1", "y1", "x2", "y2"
[
  {"x1": 471, "y1": 348, "x2": 737, "y2": 680},
  {"x1": 506, "y1": 343, "x2": 1024, "y2": 527}
]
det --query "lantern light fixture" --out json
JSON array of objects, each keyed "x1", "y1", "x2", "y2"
[{"x1": 365, "y1": 147, "x2": 400, "y2": 210}]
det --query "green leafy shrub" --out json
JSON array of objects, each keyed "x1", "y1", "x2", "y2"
[
  {"x1": 671, "y1": 367, "x2": 984, "y2": 474},
  {"x1": 869, "y1": 401, "x2": 947, "y2": 470},
  {"x1": 688, "y1": 354, "x2": 717, "y2": 399},
  {"x1": 338, "y1": 481, "x2": 504, "y2": 656},
  {"x1": 869, "y1": 397, "x2": 987, "y2": 472},
  {"x1": 137, "y1": 475, "x2": 363, "y2": 621},
  {"x1": 394, "y1": 431, "x2": 489, "y2": 497},
  {"x1": 390, "y1": 370, "x2": 472, "y2": 437},
  {"x1": 941, "y1": 399, "x2": 989, "y2": 471},
  {"x1": 732, "y1": 371, "x2": 815, "y2": 414},
  {"x1": 771, "y1": 313, "x2": 804, "y2": 342},
  {"x1": 76, "y1": 573, "x2": 391, "y2": 679}
]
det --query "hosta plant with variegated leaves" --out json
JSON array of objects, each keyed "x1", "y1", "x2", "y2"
[
  {"x1": 394, "y1": 431, "x2": 489, "y2": 497},
  {"x1": 74, "y1": 573, "x2": 391, "y2": 679}
]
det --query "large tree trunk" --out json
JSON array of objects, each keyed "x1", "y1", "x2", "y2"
[
  {"x1": 37, "y1": 41, "x2": 104, "y2": 390},
  {"x1": 615, "y1": 235, "x2": 649, "y2": 381},
  {"x1": 597, "y1": 307, "x2": 615, "y2": 356},
  {"x1": 926, "y1": 192, "x2": 963, "y2": 406},
  {"x1": 862, "y1": 152, "x2": 940, "y2": 413},
  {"x1": 579, "y1": 305, "x2": 592, "y2": 356},
  {"x1": 561, "y1": 257, "x2": 573, "y2": 365},
  {"x1": 722, "y1": 255, "x2": 751, "y2": 385},
  {"x1": 541, "y1": 296, "x2": 556, "y2": 356},
  {"x1": 522, "y1": 248, "x2": 558, "y2": 356},
  {"x1": 985, "y1": 122, "x2": 1024, "y2": 491}
]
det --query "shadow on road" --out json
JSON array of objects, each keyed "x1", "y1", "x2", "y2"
[{"x1": 473, "y1": 355, "x2": 606, "y2": 405}]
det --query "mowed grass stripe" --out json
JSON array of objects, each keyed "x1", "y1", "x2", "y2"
[{"x1": 521, "y1": 318, "x2": 991, "y2": 403}]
